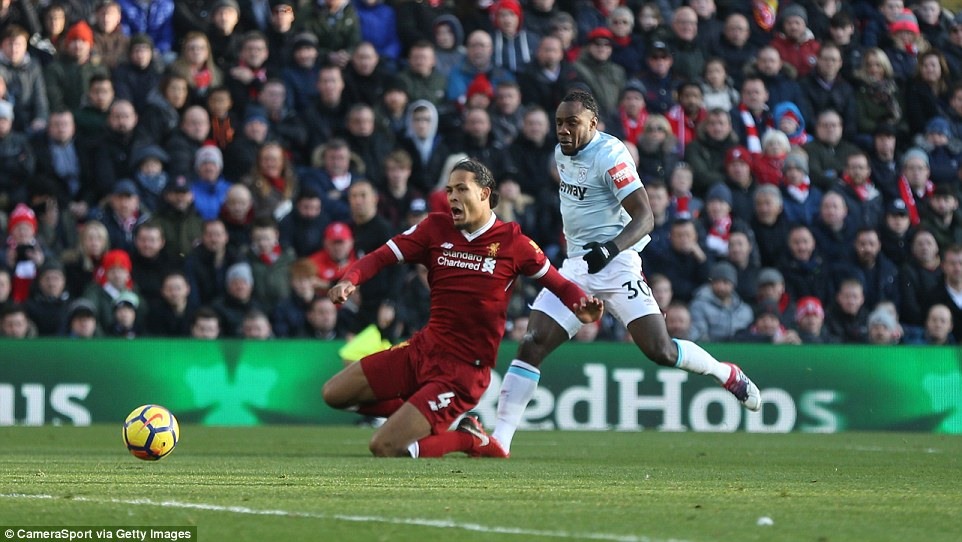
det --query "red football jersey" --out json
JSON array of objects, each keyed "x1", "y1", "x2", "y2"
[{"x1": 388, "y1": 212, "x2": 550, "y2": 367}]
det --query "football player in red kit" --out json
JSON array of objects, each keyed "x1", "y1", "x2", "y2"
[{"x1": 323, "y1": 159, "x2": 603, "y2": 458}]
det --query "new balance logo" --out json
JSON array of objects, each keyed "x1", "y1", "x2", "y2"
[{"x1": 441, "y1": 242, "x2": 454, "y2": 249}]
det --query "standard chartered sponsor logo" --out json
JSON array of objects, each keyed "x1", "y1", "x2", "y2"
[{"x1": 437, "y1": 250, "x2": 496, "y2": 274}]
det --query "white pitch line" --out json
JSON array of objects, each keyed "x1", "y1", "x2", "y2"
[{"x1": 0, "y1": 494, "x2": 691, "y2": 542}]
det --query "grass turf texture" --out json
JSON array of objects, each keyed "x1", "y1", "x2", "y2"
[{"x1": 1, "y1": 427, "x2": 959, "y2": 542}]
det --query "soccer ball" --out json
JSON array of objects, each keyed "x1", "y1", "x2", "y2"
[{"x1": 123, "y1": 405, "x2": 179, "y2": 461}]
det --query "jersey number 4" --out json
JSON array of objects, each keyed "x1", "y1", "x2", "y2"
[{"x1": 428, "y1": 392, "x2": 455, "y2": 411}]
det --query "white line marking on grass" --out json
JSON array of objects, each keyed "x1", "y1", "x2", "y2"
[{"x1": 1, "y1": 493, "x2": 689, "y2": 542}]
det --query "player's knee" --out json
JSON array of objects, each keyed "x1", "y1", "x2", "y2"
[
  {"x1": 516, "y1": 331, "x2": 549, "y2": 367},
  {"x1": 321, "y1": 380, "x2": 344, "y2": 409},
  {"x1": 649, "y1": 338, "x2": 677, "y2": 367},
  {"x1": 636, "y1": 335, "x2": 676, "y2": 367},
  {"x1": 368, "y1": 434, "x2": 406, "y2": 457}
]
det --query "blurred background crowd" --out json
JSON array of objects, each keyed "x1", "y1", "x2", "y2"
[{"x1": 0, "y1": 0, "x2": 960, "y2": 347}]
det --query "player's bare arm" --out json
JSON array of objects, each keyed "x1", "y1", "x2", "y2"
[
  {"x1": 583, "y1": 188, "x2": 653, "y2": 274},
  {"x1": 615, "y1": 187, "x2": 654, "y2": 249}
]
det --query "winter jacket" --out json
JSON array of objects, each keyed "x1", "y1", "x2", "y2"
[{"x1": 688, "y1": 284, "x2": 755, "y2": 342}]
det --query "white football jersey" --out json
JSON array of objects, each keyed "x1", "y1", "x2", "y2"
[{"x1": 555, "y1": 131, "x2": 650, "y2": 257}]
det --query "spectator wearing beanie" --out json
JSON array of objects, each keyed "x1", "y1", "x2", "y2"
[
  {"x1": 794, "y1": 296, "x2": 836, "y2": 343},
  {"x1": 489, "y1": 0, "x2": 539, "y2": 74},
  {"x1": 689, "y1": 261, "x2": 755, "y2": 342},
  {"x1": 3, "y1": 203, "x2": 48, "y2": 303},
  {"x1": 112, "y1": 34, "x2": 163, "y2": 115},
  {"x1": 918, "y1": 116, "x2": 962, "y2": 188},
  {"x1": 82, "y1": 248, "x2": 145, "y2": 331},
  {"x1": 190, "y1": 145, "x2": 231, "y2": 220},
  {"x1": 781, "y1": 149, "x2": 822, "y2": 226},
  {"x1": 770, "y1": 4, "x2": 820, "y2": 79},
  {"x1": 885, "y1": 8, "x2": 923, "y2": 84},
  {"x1": 44, "y1": 21, "x2": 109, "y2": 111}
]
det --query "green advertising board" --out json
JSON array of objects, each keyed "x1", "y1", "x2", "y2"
[{"x1": 1, "y1": 339, "x2": 960, "y2": 433}]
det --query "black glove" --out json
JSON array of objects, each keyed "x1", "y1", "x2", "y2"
[{"x1": 582, "y1": 241, "x2": 620, "y2": 274}]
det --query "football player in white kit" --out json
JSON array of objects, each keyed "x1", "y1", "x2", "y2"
[{"x1": 489, "y1": 90, "x2": 761, "y2": 456}]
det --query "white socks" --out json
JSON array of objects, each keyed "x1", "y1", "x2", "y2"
[
  {"x1": 492, "y1": 344, "x2": 730, "y2": 455},
  {"x1": 672, "y1": 339, "x2": 732, "y2": 384},
  {"x1": 492, "y1": 359, "x2": 541, "y2": 453}
]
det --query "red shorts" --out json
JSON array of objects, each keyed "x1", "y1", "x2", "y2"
[{"x1": 360, "y1": 334, "x2": 491, "y2": 434}]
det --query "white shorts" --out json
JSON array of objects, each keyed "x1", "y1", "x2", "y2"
[{"x1": 530, "y1": 251, "x2": 662, "y2": 337}]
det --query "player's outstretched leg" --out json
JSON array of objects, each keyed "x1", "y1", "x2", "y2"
[{"x1": 627, "y1": 315, "x2": 762, "y2": 412}]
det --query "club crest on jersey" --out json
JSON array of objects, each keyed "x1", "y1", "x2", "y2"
[
  {"x1": 607, "y1": 162, "x2": 637, "y2": 189},
  {"x1": 578, "y1": 167, "x2": 588, "y2": 182},
  {"x1": 487, "y1": 243, "x2": 500, "y2": 257}
]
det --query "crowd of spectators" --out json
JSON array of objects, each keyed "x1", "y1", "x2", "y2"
[{"x1": 0, "y1": 0, "x2": 961, "y2": 347}]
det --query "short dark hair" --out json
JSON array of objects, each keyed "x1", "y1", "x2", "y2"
[
  {"x1": 451, "y1": 159, "x2": 500, "y2": 208},
  {"x1": 561, "y1": 90, "x2": 599, "y2": 118},
  {"x1": 193, "y1": 306, "x2": 220, "y2": 325}
]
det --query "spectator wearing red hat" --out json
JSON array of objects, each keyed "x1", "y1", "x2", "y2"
[
  {"x1": 885, "y1": 7, "x2": 925, "y2": 83},
  {"x1": 490, "y1": 0, "x2": 538, "y2": 74},
  {"x1": 464, "y1": 73, "x2": 494, "y2": 110},
  {"x1": 83, "y1": 247, "x2": 144, "y2": 331},
  {"x1": 44, "y1": 21, "x2": 109, "y2": 111},
  {"x1": 4, "y1": 203, "x2": 48, "y2": 303},
  {"x1": 309, "y1": 221, "x2": 357, "y2": 295},
  {"x1": 794, "y1": 296, "x2": 835, "y2": 343},
  {"x1": 572, "y1": 27, "x2": 625, "y2": 117}
]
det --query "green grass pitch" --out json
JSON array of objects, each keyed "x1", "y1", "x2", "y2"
[{"x1": 1, "y1": 426, "x2": 960, "y2": 542}]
